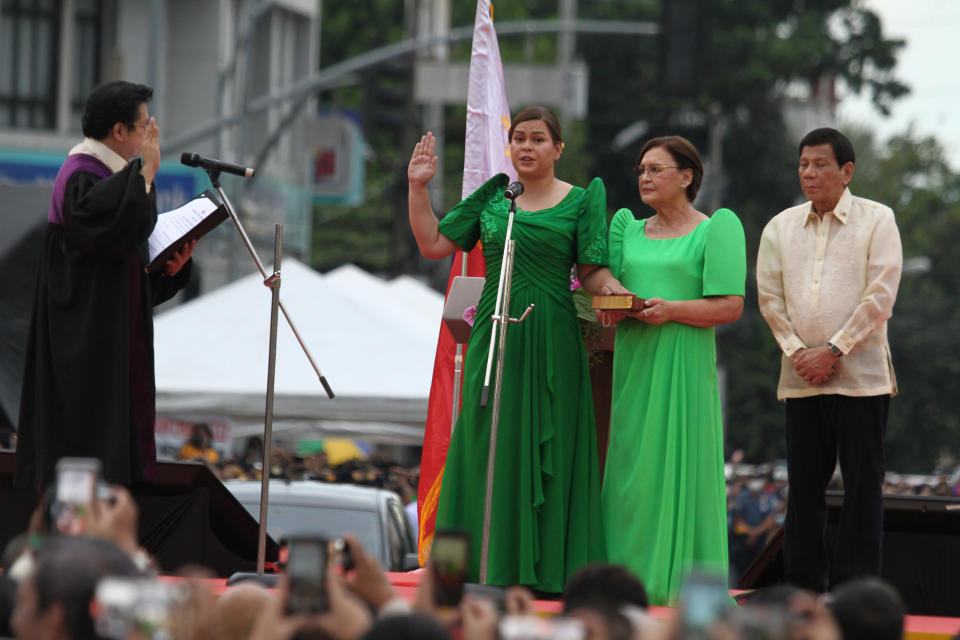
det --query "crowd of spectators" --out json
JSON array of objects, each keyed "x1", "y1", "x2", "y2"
[
  {"x1": 725, "y1": 449, "x2": 960, "y2": 585},
  {"x1": 169, "y1": 429, "x2": 960, "y2": 590},
  {"x1": 173, "y1": 427, "x2": 960, "y2": 511},
  {"x1": 0, "y1": 472, "x2": 931, "y2": 640},
  {"x1": 173, "y1": 430, "x2": 420, "y2": 507},
  {"x1": 1, "y1": 437, "x2": 958, "y2": 639}
]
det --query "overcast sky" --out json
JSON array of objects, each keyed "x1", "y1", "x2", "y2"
[{"x1": 837, "y1": 0, "x2": 960, "y2": 169}]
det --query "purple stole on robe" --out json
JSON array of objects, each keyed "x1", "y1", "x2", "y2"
[{"x1": 49, "y1": 154, "x2": 112, "y2": 223}]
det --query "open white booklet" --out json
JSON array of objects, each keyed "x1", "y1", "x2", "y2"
[{"x1": 147, "y1": 191, "x2": 228, "y2": 273}]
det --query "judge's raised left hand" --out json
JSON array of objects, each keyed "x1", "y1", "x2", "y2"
[{"x1": 165, "y1": 239, "x2": 197, "y2": 276}]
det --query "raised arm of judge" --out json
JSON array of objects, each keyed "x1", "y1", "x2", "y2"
[
  {"x1": 140, "y1": 115, "x2": 160, "y2": 191},
  {"x1": 407, "y1": 132, "x2": 461, "y2": 259}
]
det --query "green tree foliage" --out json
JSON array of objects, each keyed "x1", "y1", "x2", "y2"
[
  {"x1": 313, "y1": 0, "x2": 416, "y2": 277},
  {"x1": 847, "y1": 129, "x2": 960, "y2": 471},
  {"x1": 570, "y1": 1, "x2": 906, "y2": 463},
  {"x1": 723, "y1": 126, "x2": 960, "y2": 470},
  {"x1": 713, "y1": 104, "x2": 798, "y2": 463},
  {"x1": 314, "y1": 1, "x2": 960, "y2": 471}
]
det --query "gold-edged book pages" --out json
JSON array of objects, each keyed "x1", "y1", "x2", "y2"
[{"x1": 591, "y1": 294, "x2": 644, "y2": 311}]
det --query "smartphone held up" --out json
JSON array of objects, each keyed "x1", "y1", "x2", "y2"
[
  {"x1": 284, "y1": 535, "x2": 331, "y2": 615},
  {"x1": 92, "y1": 576, "x2": 189, "y2": 640},
  {"x1": 678, "y1": 571, "x2": 735, "y2": 637},
  {"x1": 52, "y1": 457, "x2": 102, "y2": 535},
  {"x1": 431, "y1": 530, "x2": 469, "y2": 607}
]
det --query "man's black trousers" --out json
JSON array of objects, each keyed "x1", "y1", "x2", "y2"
[{"x1": 783, "y1": 394, "x2": 889, "y2": 593}]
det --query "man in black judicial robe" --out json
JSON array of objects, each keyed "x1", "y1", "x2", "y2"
[{"x1": 15, "y1": 81, "x2": 196, "y2": 491}]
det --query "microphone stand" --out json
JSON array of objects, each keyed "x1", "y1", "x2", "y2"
[
  {"x1": 199, "y1": 167, "x2": 335, "y2": 399},
  {"x1": 257, "y1": 224, "x2": 283, "y2": 574},
  {"x1": 478, "y1": 191, "x2": 534, "y2": 584}
]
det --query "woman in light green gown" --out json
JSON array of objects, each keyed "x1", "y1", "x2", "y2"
[
  {"x1": 407, "y1": 107, "x2": 630, "y2": 593},
  {"x1": 601, "y1": 136, "x2": 746, "y2": 605}
]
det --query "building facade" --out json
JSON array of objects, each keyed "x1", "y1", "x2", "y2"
[{"x1": 0, "y1": 0, "x2": 320, "y2": 292}]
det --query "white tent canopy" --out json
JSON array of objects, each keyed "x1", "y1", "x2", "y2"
[{"x1": 154, "y1": 260, "x2": 444, "y2": 445}]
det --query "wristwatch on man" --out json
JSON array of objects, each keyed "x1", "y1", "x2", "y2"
[{"x1": 826, "y1": 342, "x2": 843, "y2": 357}]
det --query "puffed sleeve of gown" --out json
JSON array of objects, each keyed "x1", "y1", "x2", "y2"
[
  {"x1": 702, "y1": 207, "x2": 747, "y2": 296},
  {"x1": 575, "y1": 177, "x2": 610, "y2": 266},
  {"x1": 606, "y1": 208, "x2": 634, "y2": 280},
  {"x1": 437, "y1": 173, "x2": 509, "y2": 251}
]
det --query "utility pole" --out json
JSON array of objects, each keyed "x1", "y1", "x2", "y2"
[
  {"x1": 420, "y1": 0, "x2": 450, "y2": 213},
  {"x1": 401, "y1": 0, "x2": 452, "y2": 284},
  {"x1": 557, "y1": 0, "x2": 577, "y2": 120},
  {"x1": 706, "y1": 102, "x2": 726, "y2": 218}
]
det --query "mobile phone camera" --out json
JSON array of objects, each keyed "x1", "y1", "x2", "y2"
[
  {"x1": 283, "y1": 535, "x2": 330, "y2": 615},
  {"x1": 92, "y1": 576, "x2": 188, "y2": 640}
]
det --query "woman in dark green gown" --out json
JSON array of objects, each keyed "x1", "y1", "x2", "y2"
[{"x1": 408, "y1": 107, "x2": 628, "y2": 592}]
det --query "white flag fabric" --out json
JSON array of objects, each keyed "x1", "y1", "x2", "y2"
[{"x1": 462, "y1": 0, "x2": 517, "y2": 198}]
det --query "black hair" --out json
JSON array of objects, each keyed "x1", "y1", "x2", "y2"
[
  {"x1": 509, "y1": 106, "x2": 563, "y2": 144},
  {"x1": 359, "y1": 613, "x2": 452, "y2": 640},
  {"x1": 798, "y1": 127, "x2": 855, "y2": 167},
  {"x1": 33, "y1": 535, "x2": 141, "y2": 640},
  {"x1": 291, "y1": 628, "x2": 337, "y2": 640},
  {"x1": 739, "y1": 583, "x2": 802, "y2": 607},
  {"x1": 189, "y1": 423, "x2": 213, "y2": 447},
  {"x1": 81, "y1": 81, "x2": 153, "y2": 140},
  {"x1": 567, "y1": 605, "x2": 634, "y2": 640},
  {"x1": 829, "y1": 577, "x2": 905, "y2": 640},
  {"x1": 562, "y1": 563, "x2": 649, "y2": 613}
]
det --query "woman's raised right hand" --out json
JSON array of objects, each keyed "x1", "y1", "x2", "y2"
[{"x1": 408, "y1": 132, "x2": 438, "y2": 186}]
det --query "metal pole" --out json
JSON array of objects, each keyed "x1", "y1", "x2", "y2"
[
  {"x1": 55, "y1": 0, "x2": 75, "y2": 135},
  {"x1": 480, "y1": 212, "x2": 515, "y2": 408},
  {"x1": 480, "y1": 198, "x2": 532, "y2": 407},
  {"x1": 211, "y1": 180, "x2": 335, "y2": 398},
  {"x1": 706, "y1": 102, "x2": 726, "y2": 216},
  {"x1": 449, "y1": 250, "x2": 469, "y2": 434},
  {"x1": 557, "y1": 0, "x2": 577, "y2": 120},
  {"x1": 257, "y1": 223, "x2": 283, "y2": 574},
  {"x1": 450, "y1": 345, "x2": 464, "y2": 435},
  {"x1": 479, "y1": 240, "x2": 511, "y2": 584},
  {"x1": 477, "y1": 194, "x2": 534, "y2": 583}
]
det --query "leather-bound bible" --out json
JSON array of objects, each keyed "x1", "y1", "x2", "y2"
[{"x1": 591, "y1": 294, "x2": 644, "y2": 311}]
